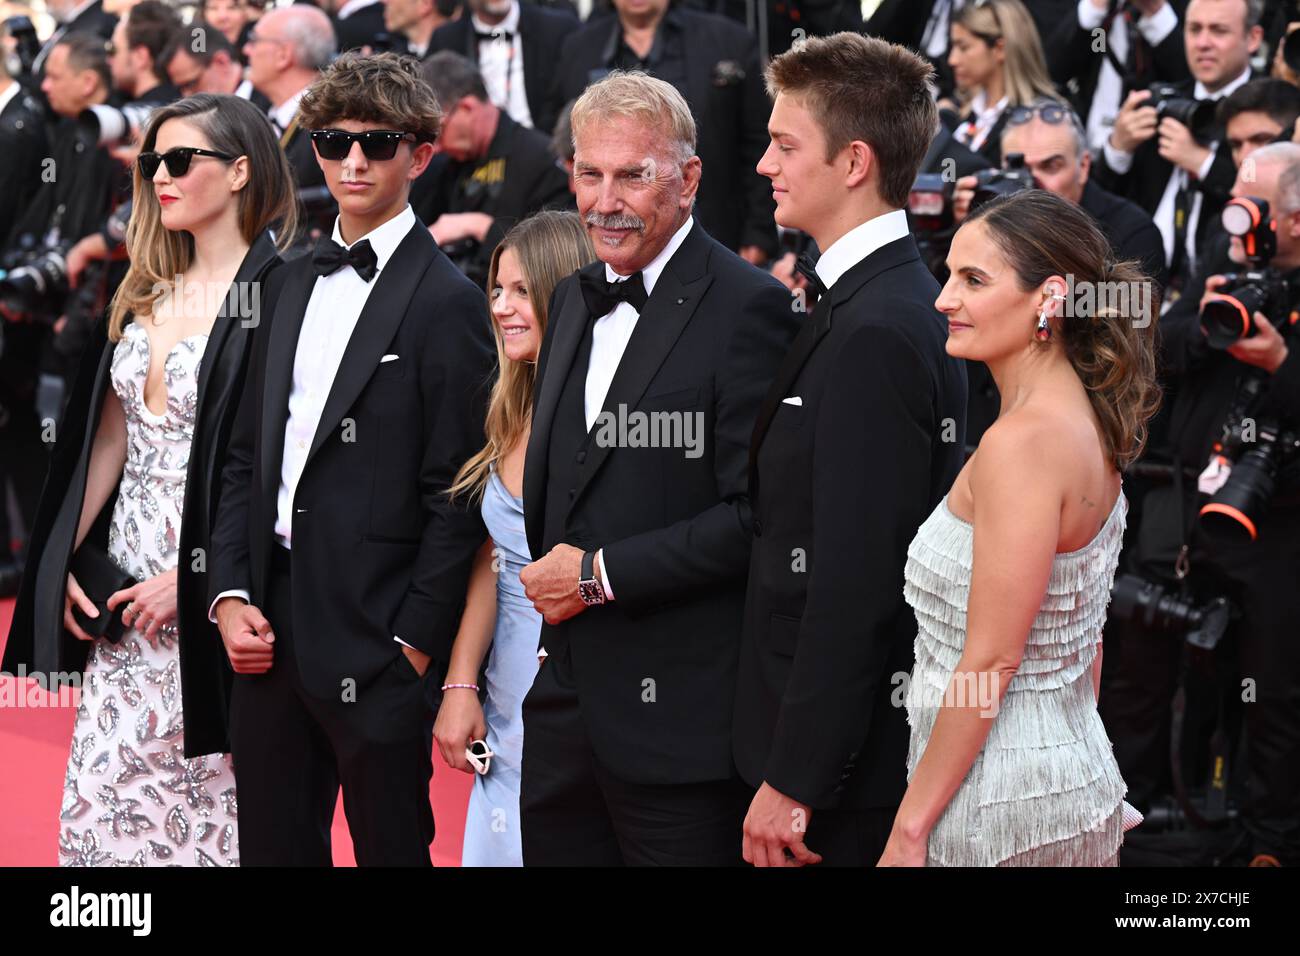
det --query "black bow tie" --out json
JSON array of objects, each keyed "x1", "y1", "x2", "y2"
[
  {"x1": 474, "y1": 28, "x2": 514, "y2": 43},
  {"x1": 795, "y1": 252, "x2": 828, "y2": 301},
  {"x1": 312, "y1": 237, "x2": 379, "y2": 283},
  {"x1": 579, "y1": 270, "x2": 648, "y2": 318}
]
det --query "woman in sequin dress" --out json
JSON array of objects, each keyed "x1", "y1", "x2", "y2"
[
  {"x1": 879, "y1": 191, "x2": 1160, "y2": 867},
  {"x1": 434, "y1": 212, "x2": 595, "y2": 866},
  {"x1": 3, "y1": 95, "x2": 297, "y2": 865}
]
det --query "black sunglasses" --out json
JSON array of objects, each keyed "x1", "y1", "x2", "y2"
[
  {"x1": 138, "y1": 147, "x2": 236, "y2": 179},
  {"x1": 309, "y1": 128, "x2": 417, "y2": 161}
]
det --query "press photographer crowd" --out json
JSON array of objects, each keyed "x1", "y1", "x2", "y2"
[{"x1": 0, "y1": 0, "x2": 1295, "y2": 871}]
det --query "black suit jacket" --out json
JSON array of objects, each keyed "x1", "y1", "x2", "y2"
[
  {"x1": 522, "y1": 220, "x2": 799, "y2": 784},
  {"x1": 427, "y1": 3, "x2": 580, "y2": 135},
  {"x1": 546, "y1": 8, "x2": 777, "y2": 256},
  {"x1": 333, "y1": 1, "x2": 393, "y2": 52},
  {"x1": 32, "y1": 1, "x2": 118, "y2": 77},
  {"x1": 207, "y1": 219, "x2": 496, "y2": 703},
  {"x1": 3, "y1": 236, "x2": 282, "y2": 694},
  {"x1": 0, "y1": 85, "x2": 49, "y2": 245},
  {"x1": 734, "y1": 232, "x2": 968, "y2": 810}
]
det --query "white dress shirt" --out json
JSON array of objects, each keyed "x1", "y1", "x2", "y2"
[
  {"x1": 269, "y1": 86, "x2": 309, "y2": 135},
  {"x1": 583, "y1": 215, "x2": 695, "y2": 599},
  {"x1": 955, "y1": 92, "x2": 1009, "y2": 155},
  {"x1": 209, "y1": 206, "x2": 418, "y2": 645},
  {"x1": 472, "y1": 0, "x2": 533, "y2": 129},
  {"x1": 234, "y1": 78, "x2": 255, "y2": 101},
  {"x1": 1104, "y1": 64, "x2": 1252, "y2": 275},
  {"x1": 1078, "y1": 0, "x2": 1179, "y2": 155},
  {"x1": 814, "y1": 208, "x2": 910, "y2": 292},
  {"x1": 0, "y1": 80, "x2": 21, "y2": 118}
]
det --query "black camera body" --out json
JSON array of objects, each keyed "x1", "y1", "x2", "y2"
[
  {"x1": 1147, "y1": 83, "x2": 1217, "y2": 142},
  {"x1": 1199, "y1": 198, "x2": 1295, "y2": 349},
  {"x1": 971, "y1": 152, "x2": 1035, "y2": 211},
  {"x1": 0, "y1": 240, "x2": 73, "y2": 319}
]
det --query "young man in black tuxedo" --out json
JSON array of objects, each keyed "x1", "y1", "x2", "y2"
[
  {"x1": 518, "y1": 70, "x2": 799, "y2": 865},
  {"x1": 207, "y1": 52, "x2": 495, "y2": 866},
  {"x1": 735, "y1": 32, "x2": 968, "y2": 867}
]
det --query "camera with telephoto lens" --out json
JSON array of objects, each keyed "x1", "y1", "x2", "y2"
[
  {"x1": 1110, "y1": 572, "x2": 1233, "y2": 650},
  {"x1": 3, "y1": 16, "x2": 40, "y2": 76},
  {"x1": 77, "y1": 101, "x2": 156, "y2": 149},
  {"x1": 1199, "y1": 197, "x2": 1299, "y2": 349},
  {"x1": 1146, "y1": 83, "x2": 1217, "y2": 142},
  {"x1": 1197, "y1": 372, "x2": 1300, "y2": 544},
  {"x1": 971, "y1": 152, "x2": 1035, "y2": 211},
  {"x1": 0, "y1": 239, "x2": 73, "y2": 317}
]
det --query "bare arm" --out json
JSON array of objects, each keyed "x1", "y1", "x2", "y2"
[
  {"x1": 75, "y1": 386, "x2": 128, "y2": 551},
  {"x1": 433, "y1": 537, "x2": 499, "y2": 773},
  {"x1": 885, "y1": 421, "x2": 1062, "y2": 856}
]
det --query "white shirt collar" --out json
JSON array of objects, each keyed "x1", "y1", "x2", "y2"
[
  {"x1": 331, "y1": 204, "x2": 416, "y2": 273},
  {"x1": 605, "y1": 215, "x2": 694, "y2": 295},
  {"x1": 0, "y1": 81, "x2": 21, "y2": 117},
  {"x1": 234, "y1": 78, "x2": 254, "y2": 101},
  {"x1": 1195, "y1": 64, "x2": 1253, "y2": 102},
  {"x1": 472, "y1": 0, "x2": 521, "y2": 35},
  {"x1": 337, "y1": 0, "x2": 381, "y2": 19},
  {"x1": 969, "y1": 91, "x2": 1008, "y2": 121},
  {"x1": 270, "y1": 85, "x2": 310, "y2": 131},
  {"x1": 815, "y1": 208, "x2": 910, "y2": 291}
]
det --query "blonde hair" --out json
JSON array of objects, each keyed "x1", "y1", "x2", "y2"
[
  {"x1": 449, "y1": 211, "x2": 596, "y2": 503},
  {"x1": 108, "y1": 94, "x2": 299, "y2": 340},
  {"x1": 954, "y1": 0, "x2": 1059, "y2": 111},
  {"x1": 569, "y1": 70, "x2": 697, "y2": 165}
]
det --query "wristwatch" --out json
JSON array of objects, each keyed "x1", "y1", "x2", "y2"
[{"x1": 578, "y1": 550, "x2": 606, "y2": 607}]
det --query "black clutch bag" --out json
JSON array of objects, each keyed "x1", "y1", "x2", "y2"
[{"x1": 68, "y1": 544, "x2": 137, "y2": 644}]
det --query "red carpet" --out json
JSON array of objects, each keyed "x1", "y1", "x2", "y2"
[{"x1": 0, "y1": 596, "x2": 472, "y2": 866}]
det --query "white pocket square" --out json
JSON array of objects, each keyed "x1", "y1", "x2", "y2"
[
  {"x1": 380, "y1": 354, "x2": 400, "y2": 363},
  {"x1": 781, "y1": 396, "x2": 803, "y2": 406}
]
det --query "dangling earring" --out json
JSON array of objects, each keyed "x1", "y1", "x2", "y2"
[{"x1": 1035, "y1": 309, "x2": 1052, "y2": 342}]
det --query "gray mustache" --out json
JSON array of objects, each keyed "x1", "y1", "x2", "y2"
[{"x1": 584, "y1": 211, "x2": 645, "y2": 232}]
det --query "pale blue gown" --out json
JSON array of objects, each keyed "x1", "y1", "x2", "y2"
[{"x1": 460, "y1": 467, "x2": 542, "y2": 866}]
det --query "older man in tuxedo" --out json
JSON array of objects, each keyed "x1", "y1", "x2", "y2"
[{"x1": 518, "y1": 70, "x2": 799, "y2": 865}]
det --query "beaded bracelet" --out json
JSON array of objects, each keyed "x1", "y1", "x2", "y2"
[{"x1": 441, "y1": 682, "x2": 480, "y2": 692}]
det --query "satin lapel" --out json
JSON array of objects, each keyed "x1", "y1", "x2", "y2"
[
  {"x1": 523, "y1": 267, "x2": 595, "y2": 557},
  {"x1": 305, "y1": 223, "x2": 435, "y2": 465},
  {"x1": 259, "y1": 259, "x2": 316, "y2": 499},
  {"x1": 570, "y1": 225, "x2": 714, "y2": 508}
]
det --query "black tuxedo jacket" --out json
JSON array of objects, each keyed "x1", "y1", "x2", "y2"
[
  {"x1": 523, "y1": 220, "x2": 799, "y2": 784},
  {"x1": 1044, "y1": 0, "x2": 1190, "y2": 124},
  {"x1": 333, "y1": 1, "x2": 392, "y2": 52},
  {"x1": 734, "y1": 233, "x2": 968, "y2": 810},
  {"x1": 0, "y1": 85, "x2": 49, "y2": 245},
  {"x1": 207, "y1": 219, "x2": 496, "y2": 704},
  {"x1": 1091, "y1": 73, "x2": 1258, "y2": 263},
  {"x1": 427, "y1": 3, "x2": 580, "y2": 135},
  {"x1": 545, "y1": 8, "x2": 777, "y2": 256}
]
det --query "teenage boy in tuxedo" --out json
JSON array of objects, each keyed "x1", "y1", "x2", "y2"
[
  {"x1": 206, "y1": 52, "x2": 495, "y2": 865},
  {"x1": 735, "y1": 33, "x2": 968, "y2": 867}
]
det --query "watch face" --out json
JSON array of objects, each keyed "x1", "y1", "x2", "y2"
[{"x1": 578, "y1": 580, "x2": 605, "y2": 605}]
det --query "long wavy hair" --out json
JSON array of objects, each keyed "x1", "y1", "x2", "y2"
[
  {"x1": 107, "y1": 93, "x2": 299, "y2": 340},
  {"x1": 954, "y1": 0, "x2": 1060, "y2": 112},
  {"x1": 967, "y1": 190, "x2": 1161, "y2": 470},
  {"x1": 449, "y1": 211, "x2": 596, "y2": 503}
]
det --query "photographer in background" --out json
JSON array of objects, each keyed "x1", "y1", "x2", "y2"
[
  {"x1": 1102, "y1": 142, "x2": 1300, "y2": 867},
  {"x1": 1093, "y1": 0, "x2": 1264, "y2": 293},
  {"x1": 412, "y1": 51, "x2": 570, "y2": 289},
  {"x1": 1219, "y1": 76, "x2": 1300, "y2": 168}
]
